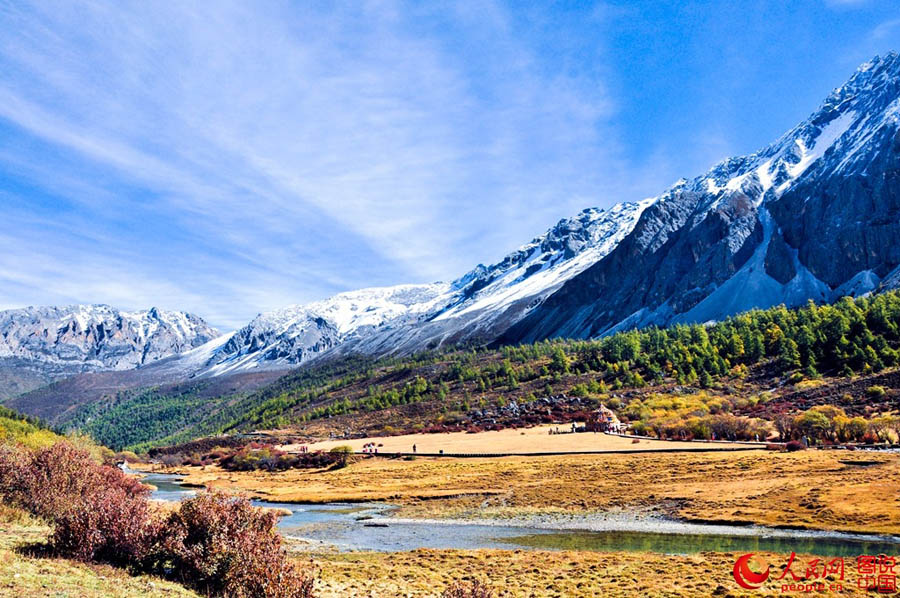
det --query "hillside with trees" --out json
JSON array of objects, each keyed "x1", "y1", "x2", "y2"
[{"x1": 56, "y1": 292, "x2": 900, "y2": 451}]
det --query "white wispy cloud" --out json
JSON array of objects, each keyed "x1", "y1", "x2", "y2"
[
  {"x1": 872, "y1": 18, "x2": 900, "y2": 40},
  {"x1": 0, "y1": 0, "x2": 667, "y2": 328}
]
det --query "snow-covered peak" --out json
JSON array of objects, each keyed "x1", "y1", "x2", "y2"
[
  {"x1": 197, "y1": 283, "x2": 451, "y2": 375},
  {"x1": 437, "y1": 200, "x2": 653, "y2": 320},
  {"x1": 665, "y1": 52, "x2": 900, "y2": 217},
  {"x1": 258, "y1": 283, "x2": 452, "y2": 337}
]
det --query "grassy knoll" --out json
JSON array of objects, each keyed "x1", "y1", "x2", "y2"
[{"x1": 147, "y1": 448, "x2": 900, "y2": 535}]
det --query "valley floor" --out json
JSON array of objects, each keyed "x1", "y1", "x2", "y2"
[
  {"x1": 286, "y1": 425, "x2": 762, "y2": 455},
  {"x1": 310, "y1": 548, "x2": 877, "y2": 597},
  {"x1": 147, "y1": 448, "x2": 900, "y2": 535},
  {"x1": 5, "y1": 445, "x2": 900, "y2": 597},
  {"x1": 0, "y1": 514, "x2": 885, "y2": 597}
]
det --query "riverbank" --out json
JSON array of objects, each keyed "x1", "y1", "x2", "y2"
[
  {"x1": 313, "y1": 550, "x2": 884, "y2": 598},
  {"x1": 0, "y1": 516, "x2": 880, "y2": 597},
  {"x1": 136, "y1": 448, "x2": 900, "y2": 536},
  {"x1": 309, "y1": 548, "x2": 879, "y2": 597}
]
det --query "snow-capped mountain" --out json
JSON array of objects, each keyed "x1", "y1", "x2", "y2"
[
  {"x1": 334, "y1": 200, "x2": 653, "y2": 358},
  {"x1": 503, "y1": 52, "x2": 900, "y2": 342},
  {"x1": 191, "y1": 284, "x2": 451, "y2": 375},
  {"x1": 181, "y1": 200, "x2": 651, "y2": 375},
  {"x1": 0, "y1": 305, "x2": 219, "y2": 382},
  {"x1": 7, "y1": 53, "x2": 900, "y2": 406},
  {"x1": 440, "y1": 201, "x2": 653, "y2": 322}
]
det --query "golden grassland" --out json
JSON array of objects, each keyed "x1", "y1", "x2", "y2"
[
  {"x1": 287, "y1": 424, "x2": 760, "y2": 454},
  {"x1": 0, "y1": 506, "x2": 200, "y2": 598},
  {"x1": 309, "y1": 548, "x2": 879, "y2": 598},
  {"x1": 147, "y1": 449, "x2": 900, "y2": 535},
  {"x1": 0, "y1": 507, "x2": 883, "y2": 598}
]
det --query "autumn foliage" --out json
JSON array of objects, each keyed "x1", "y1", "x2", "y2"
[{"x1": 0, "y1": 441, "x2": 314, "y2": 597}]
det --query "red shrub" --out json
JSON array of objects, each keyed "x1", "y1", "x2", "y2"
[
  {"x1": 0, "y1": 442, "x2": 159, "y2": 565},
  {"x1": 52, "y1": 483, "x2": 163, "y2": 565},
  {"x1": 0, "y1": 441, "x2": 316, "y2": 597},
  {"x1": 0, "y1": 442, "x2": 149, "y2": 522},
  {"x1": 785, "y1": 440, "x2": 806, "y2": 452},
  {"x1": 165, "y1": 491, "x2": 314, "y2": 598},
  {"x1": 861, "y1": 432, "x2": 879, "y2": 445}
]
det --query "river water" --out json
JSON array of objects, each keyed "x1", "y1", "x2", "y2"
[{"x1": 141, "y1": 471, "x2": 900, "y2": 556}]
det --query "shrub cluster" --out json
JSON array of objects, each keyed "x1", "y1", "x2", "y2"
[
  {"x1": 0, "y1": 441, "x2": 314, "y2": 597},
  {"x1": 775, "y1": 406, "x2": 900, "y2": 444},
  {"x1": 224, "y1": 446, "x2": 351, "y2": 471},
  {"x1": 622, "y1": 393, "x2": 769, "y2": 441},
  {"x1": 163, "y1": 492, "x2": 315, "y2": 598},
  {"x1": 154, "y1": 441, "x2": 353, "y2": 472},
  {"x1": 0, "y1": 442, "x2": 157, "y2": 564}
]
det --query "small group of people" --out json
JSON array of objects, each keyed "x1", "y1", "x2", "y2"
[
  {"x1": 549, "y1": 423, "x2": 579, "y2": 435},
  {"x1": 361, "y1": 442, "x2": 380, "y2": 454}
]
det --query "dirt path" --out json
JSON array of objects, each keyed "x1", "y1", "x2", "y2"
[{"x1": 283, "y1": 425, "x2": 761, "y2": 455}]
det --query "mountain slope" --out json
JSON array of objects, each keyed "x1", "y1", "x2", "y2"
[
  {"x1": 333, "y1": 200, "x2": 652, "y2": 358},
  {"x1": 4, "y1": 200, "x2": 650, "y2": 419},
  {"x1": 503, "y1": 52, "x2": 900, "y2": 343},
  {"x1": 60, "y1": 291, "x2": 900, "y2": 451}
]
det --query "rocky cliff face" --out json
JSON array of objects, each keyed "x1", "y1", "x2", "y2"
[
  {"x1": 0, "y1": 305, "x2": 219, "y2": 384},
  {"x1": 502, "y1": 53, "x2": 900, "y2": 343}
]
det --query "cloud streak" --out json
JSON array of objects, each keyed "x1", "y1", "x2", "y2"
[
  {"x1": 0, "y1": 0, "x2": 664, "y2": 328},
  {"x1": 4, "y1": 1, "x2": 894, "y2": 330}
]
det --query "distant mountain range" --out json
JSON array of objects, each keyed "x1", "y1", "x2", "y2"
[
  {"x1": 0, "y1": 305, "x2": 218, "y2": 399},
  {"x1": 4, "y1": 53, "x2": 900, "y2": 422}
]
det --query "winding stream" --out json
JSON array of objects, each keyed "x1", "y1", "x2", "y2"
[{"x1": 140, "y1": 471, "x2": 900, "y2": 556}]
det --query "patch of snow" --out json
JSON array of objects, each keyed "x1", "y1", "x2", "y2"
[{"x1": 786, "y1": 111, "x2": 857, "y2": 180}]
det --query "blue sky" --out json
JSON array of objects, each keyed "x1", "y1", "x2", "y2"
[{"x1": 1, "y1": 0, "x2": 898, "y2": 330}]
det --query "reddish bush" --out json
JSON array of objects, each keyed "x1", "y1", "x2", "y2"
[
  {"x1": 785, "y1": 440, "x2": 806, "y2": 452},
  {"x1": 0, "y1": 442, "x2": 158, "y2": 564},
  {"x1": 52, "y1": 483, "x2": 163, "y2": 565},
  {"x1": 165, "y1": 491, "x2": 314, "y2": 598},
  {"x1": 0, "y1": 441, "x2": 316, "y2": 597},
  {"x1": 0, "y1": 442, "x2": 148, "y2": 520},
  {"x1": 861, "y1": 432, "x2": 879, "y2": 445}
]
